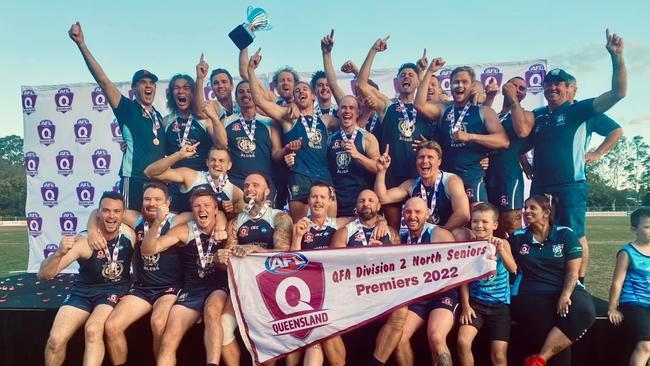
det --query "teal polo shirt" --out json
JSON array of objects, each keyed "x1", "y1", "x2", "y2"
[
  {"x1": 112, "y1": 96, "x2": 166, "y2": 178},
  {"x1": 530, "y1": 98, "x2": 597, "y2": 187},
  {"x1": 509, "y1": 225, "x2": 582, "y2": 294}
]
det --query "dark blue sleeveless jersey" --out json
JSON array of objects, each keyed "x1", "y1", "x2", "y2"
[
  {"x1": 619, "y1": 243, "x2": 650, "y2": 307},
  {"x1": 410, "y1": 173, "x2": 454, "y2": 226},
  {"x1": 300, "y1": 217, "x2": 338, "y2": 250},
  {"x1": 236, "y1": 208, "x2": 283, "y2": 249},
  {"x1": 224, "y1": 114, "x2": 274, "y2": 183},
  {"x1": 470, "y1": 255, "x2": 510, "y2": 304},
  {"x1": 381, "y1": 102, "x2": 436, "y2": 179},
  {"x1": 364, "y1": 112, "x2": 383, "y2": 143},
  {"x1": 76, "y1": 226, "x2": 134, "y2": 287},
  {"x1": 485, "y1": 113, "x2": 527, "y2": 187},
  {"x1": 164, "y1": 114, "x2": 212, "y2": 171},
  {"x1": 172, "y1": 171, "x2": 234, "y2": 213},
  {"x1": 133, "y1": 214, "x2": 182, "y2": 287},
  {"x1": 344, "y1": 220, "x2": 392, "y2": 247},
  {"x1": 179, "y1": 221, "x2": 226, "y2": 288},
  {"x1": 400, "y1": 222, "x2": 437, "y2": 244},
  {"x1": 327, "y1": 129, "x2": 372, "y2": 204},
  {"x1": 437, "y1": 104, "x2": 489, "y2": 182},
  {"x1": 283, "y1": 115, "x2": 331, "y2": 182}
]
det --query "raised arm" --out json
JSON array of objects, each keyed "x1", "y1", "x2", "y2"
[
  {"x1": 37, "y1": 236, "x2": 86, "y2": 280},
  {"x1": 442, "y1": 175, "x2": 471, "y2": 231},
  {"x1": 141, "y1": 206, "x2": 187, "y2": 256},
  {"x1": 193, "y1": 53, "x2": 210, "y2": 119},
  {"x1": 247, "y1": 49, "x2": 292, "y2": 122},
  {"x1": 272, "y1": 212, "x2": 293, "y2": 252},
  {"x1": 357, "y1": 37, "x2": 390, "y2": 115},
  {"x1": 452, "y1": 107, "x2": 509, "y2": 149},
  {"x1": 374, "y1": 146, "x2": 410, "y2": 204},
  {"x1": 239, "y1": 47, "x2": 276, "y2": 102},
  {"x1": 143, "y1": 144, "x2": 199, "y2": 188},
  {"x1": 321, "y1": 30, "x2": 346, "y2": 105},
  {"x1": 201, "y1": 100, "x2": 227, "y2": 146},
  {"x1": 503, "y1": 83, "x2": 536, "y2": 138},
  {"x1": 414, "y1": 58, "x2": 446, "y2": 120},
  {"x1": 68, "y1": 22, "x2": 121, "y2": 109},
  {"x1": 593, "y1": 29, "x2": 627, "y2": 114},
  {"x1": 416, "y1": 48, "x2": 429, "y2": 81}
]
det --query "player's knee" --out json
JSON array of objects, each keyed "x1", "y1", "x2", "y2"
[
  {"x1": 427, "y1": 327, "x2": 447, "y2": 349},
  {"x1": 84, "y1": 320, "x2": 105, "y2": 342},
  {"x1": 46, "y1": 332, "x2": 68, "y2": 353},
  {"x1": 221, "y1": 313, "x2": 238, "y2": 346},
  {"x1": 387, "y1": 308, "x2": 408, "y2": 330},
  {"x1": 204, "y1": 301, "x2": 224, "y2": 321},
  {"x1": 490, "y1": 348, "x2": 507, "y2": 365},
  {"x1": 636, "y1": 340, "x2": 650, "y2": 353},
  {"x1": 456, "y1": 334, "x2": 473, "y2": 352},
  {"x1": 103, "y1": 317, "x2": 123, "y2": 338},
  {"x1": 150, "y1": 313, "x2": 168, "y2": 337}
]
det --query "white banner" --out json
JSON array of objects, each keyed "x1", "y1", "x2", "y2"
[
  {"x1": 22, "y1": 60, "x2": 546, "y2": 272},
  {"x1": 228, "y1": 241, "x2": 496, "y2": 364}
]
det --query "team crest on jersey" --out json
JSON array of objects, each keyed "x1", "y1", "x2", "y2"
[
  {"x1": 96, "y1": 249, "x2": 106, "y2": 259},
  {"x1": 446, "y1": 110, "x2": 454, "y2": 121},
  {"x1": 308, "y1": 129, "x2": 323, "y2": 148},
  {"x1": 237, "y1": 138, "x2": 256, "y2": 154},
  {"x1": 398, "y1": 119, "x2": 415, "y2": 139},
  {"x1": 107, "y1": 294, "x2": 119, "y2": 304},
  {"x1": 441, "y1": 297, "x2": 453, "y2": 306},
  {"x1": 142, "y1": 253, "x2": 161, "y2": 271},
  {"x1": 304, "y1": 232, "x2": 314, "y2": 243},
  {"x1": 500, "y1": 195, "x2": 509, "y2": 206},
  {"x1": 172, "y1": 121, "x2": 181, "y2": 133},
  {"x1": 466, "y1": 188, "x2": 474, "y2": 199},
  {"x1": 520, "y1": 243, "x2": 531, "y2": 255},
  {"x1": 556, "y1": 114, "x2": 566, "y2": 126},
  {"x1": 552, "y1": 244, "x2": 564, "y2": 258},
  {"x1": 332, "y1": 139, "x2": 341, "y2": 149},
  {"x1": 239, "y1": 226, "x2": 250, "y2": 238},
  {"x1": 232, "y1": 123, "x2": 242, "y2": 132},
  {"x1": 336, "y1": 152, "x2": 351, "y2": 171},
  {"x1": 354, "y1": 231, "x2": 365, "y2": 242}
]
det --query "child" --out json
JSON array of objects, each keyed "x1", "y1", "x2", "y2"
[
  {"x1": 608, "y1": 207, "x2": 650, "y2": 366},
  {"x1": 457, "y1": 202, "x2": 517, "y2": 366}
]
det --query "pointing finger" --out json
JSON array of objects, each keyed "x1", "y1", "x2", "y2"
[
  {"x1": 200, "y1": 53, "x2": 204, "y2": 62},
  {"x1": 422, "y1": 48, "x2": 427, "y2": 59},
  {"x1": 385, "y1": 144, "x2": 390, "y2": 155},
  {"x1": 383, "y1": 35, "x2": 390, "y2": 42},
  {"x1": 330, "y1": 29, "x2": 334, "y2": 38}
]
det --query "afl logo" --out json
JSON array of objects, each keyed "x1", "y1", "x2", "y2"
[
  {"x1": 239, "y1": 226, "x2": 249, "y2": 238},
  {"x1": 265, "y1": 252, "x2": 309, "y2": 274}
]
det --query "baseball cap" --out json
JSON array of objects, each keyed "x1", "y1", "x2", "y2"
[
  {"x1": 544, "y1": 68, "x2": 573, "y2": 84},
  {"x1": 131, "y1": 69, "x2": 159, "y2": 86}
]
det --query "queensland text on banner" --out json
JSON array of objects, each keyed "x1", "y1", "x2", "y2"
[{"x1": 227, "y1": 240, "x2": 496, "y2": 364}]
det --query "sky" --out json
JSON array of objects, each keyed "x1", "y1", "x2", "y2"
[{"x1": 1, "y1": 0, "x2": 649, "y2": 148}]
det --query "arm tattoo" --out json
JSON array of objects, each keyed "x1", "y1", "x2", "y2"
[
  {"x1": 225, "y1": 219, "x2": 239, "y2": 250},
  {"x1": 273, "y1": 213, "x2": 293, "y2": 251}
]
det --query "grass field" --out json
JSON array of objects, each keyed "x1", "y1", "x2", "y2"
[{"x1": 0, "y1": 216, "x2": 635, "y2": 300}]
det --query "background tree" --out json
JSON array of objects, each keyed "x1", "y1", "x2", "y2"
[{"x1": 0, "y1": 135, "x2": 26, "y2": 216}]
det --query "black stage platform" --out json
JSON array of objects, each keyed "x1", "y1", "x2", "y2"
[{"x1": 0, "y1": 273, "x2": 635, "y2": 365}]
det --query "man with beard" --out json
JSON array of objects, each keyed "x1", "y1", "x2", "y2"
[
  {"x1": 144, "y1": 145, "x2": 246, "y2": 216},
  {"x1": 39, "y1": 192, "x2": 135, "y2": 366},
  {"x1": 68, "y1": 22, "x2": 164, "y2": 210},
  {"x1": 331, "y1": 190, "x2": 401, "y2": 366},
  {"x1": 415, "y1": 61, "x2": 509, "y2": 204},
  {"x1": 516, "y1": 30, "x2": 627, "y2": 284},
  {"x1": 163, "y1": 72, "x2": 219, "y2": 212},
  {"x1": 311, "y1": 70, "x2": 337, "y2": 117},
  {"x1": 483, "y1": 77, "x2": 535, "y2": 238},
  {"x1": 247, "y1": 49, "x2": 335, "y2": 221},
  {"x1": 142, "y1": 188, "x2": 229, "y2": 366},
  {"x1": 393, "y1": 197, "x2": 457, "y2": 366},
  {"x1": 328, "y1": 95, "x2": 381, "y2": 219},
  {"x1": 202, "y1": 80, "x2": 284, "y2": 198},
  {"x1": 375, "y1": 140, "x2": 470, "y2": 232},
  {"x1": 356, "y1": 36, "x2": 438, "y2": 230},
  {"x1": 194, "y1": 54, "x2": 238, "y2": 119}
]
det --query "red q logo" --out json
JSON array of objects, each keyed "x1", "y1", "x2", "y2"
[
  {"x1": 232, "y1": 123, "x2": 241, "y2": 132},
  {"x1": 520, "y1": 243, "x2": 530, "y2": 255},
  {"x1": 239, "y1": 226, "x2": 249, "y2": 238},
  {"x1": 257, "y1": 253, "x2": 328, "y2": 339}
]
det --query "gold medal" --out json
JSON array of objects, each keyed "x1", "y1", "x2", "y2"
[
  {"x1": 198, "y1": 270, "x2": 205, "y2": 278},
  {"x1": 153, "y1": 138, "x2": 160, "y2": 145}
]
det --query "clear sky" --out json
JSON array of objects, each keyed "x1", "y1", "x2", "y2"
[{"x1": 1, "y1": 0, "x2": 648, "y2": 147}]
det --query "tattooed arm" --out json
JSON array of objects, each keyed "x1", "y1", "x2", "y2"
[
  {"x1": 273, "y1": 212, "x2": 293, "y2": 252},
  {"x1": 225, "y1": 218, "x2": 239, "y2": 250}
]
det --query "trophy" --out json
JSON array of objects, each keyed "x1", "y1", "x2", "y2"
[{"x1": 228, "y1": 6, "x2": 272, "y2": 50}]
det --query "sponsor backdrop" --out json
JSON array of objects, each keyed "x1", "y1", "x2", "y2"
[
  {"x1": 228, "y1": 241, "x2": 496, "y2": 364},
  {"x1": 22, "y1": 60, "x2": 547, "y2": 272}
]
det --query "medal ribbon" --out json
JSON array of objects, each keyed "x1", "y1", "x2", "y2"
[
  {"x1": 300, "y1": 114, "x2": 319, "y2": 141},
  {"x1": 207, "y1": 173, "x2": 228, "y2": 194},
  {"x1": 238, "y1": 114, "x2": 257, "y2": 142},
  {"x1": 101, "y1": 227, "x2": 123, "y2": 264},
  {"x1": 176, "y1": 113, "x2": 193, "y2": 146},
  {"x1": 398, "y1": 100, "x2": 417, "y2": 128},
  {"x1": 140, "y1": 104, "x2": 161, "y2": 141},
  {"x1": 315, "y1": 105, "x2": 333, "y2": 118},
  {"x1": 419, "y1": 172, "x2": 443, "y2": 217},
  {"x1": 450, "y1": 103, "x2": 471, "y2": 132},
  {"x1": 245, "y1": 198, "x2": 269, "y2": 220},
  {"x1": 354, "y1": 218, "x2": 376, "y2": 247},
  {"x1": 406, "y1": 224, "x2": 428, "y2": 244},
  {"x1": 368, "y1": 112, "x2": 379, "y2": 132},
  {"x1": 192, "y1": 222, "x2": 216, "y2": 272},
  {"x1": 340, "y1": 127, "x2": 359, "y2": 145}
]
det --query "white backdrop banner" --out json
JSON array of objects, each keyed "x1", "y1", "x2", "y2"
[
  {"x1": 22, "y1": 60, "x2": 546, "y2": 272},
  {"x1": 228, "y1": 241, "x2": 496, "y2": 364}
]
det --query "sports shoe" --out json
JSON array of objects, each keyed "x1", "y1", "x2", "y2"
[{"x1": 524, "y1": 355, "x2": 546, "y2": 366}]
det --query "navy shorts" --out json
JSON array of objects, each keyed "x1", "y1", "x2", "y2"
[
  {"x1": 288, "y1": 173, "x2": 330, "y2": 203},
  {"x1": 175, "y1": 284, "x2": 229, "y2": 311},
  {"x1": 336, "y1": 194, "x2": 356, "y2": 217},
  {"x1": 487, "y1": 177, "x2": 524, "y2": 212},
  {"x1": 63, "y1": 285, "x2": 129, "y2": 313},
  {"x1": 128, "y1": 285, "x2": 181, "y2": 305},
  {"x1": 461, "y1": 177, "x2": 487, "y2": 204},
  {"x1": 463, "y1": 299, "x2": 511, "y2": 342},
  {"x1": 620, "y1": 303, "x2": 650, "y2": 342},
  {"x1": 531, "y1": 181, "x2": 587, "y2": 237},
  {"x1": 409, "y1": 289, "x2": 459, "y2": 319}
]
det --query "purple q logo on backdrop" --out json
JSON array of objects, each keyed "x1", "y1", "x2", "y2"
[
  {"x1": 76, "y1": 181, "x2": 95, "y2": 208},
  {"x1": 22, "y1": 89, "x2": 37, "y2": 115},
  {"x1": 37, "y1": 120, "x2": 56, "y2": 146},
  {"x1": 44, "y1": 244, "x2": 59, "y2": 258},
  {"x1": 438, "y1": 69, "x2": 453, "y2": 97},
  {"x1": 26, "y1": 212, "x2": 43, "y2": 237},
  {"x1": 92, "y1": 149, "x2": 111, "y2": 175},
  {"x1": 525, "y1": 63, "x2": 546, "y2": 95},
  {"x1": 41, "y1": 181, "x2": 59, "y2": 207},
  {"x1": 59, "y1": 212, "x2": 78, "y2": 235},
  {"x1": 128, "y1": 89, "x2": 136, "y2": 101},
  {"x1": 112, "y1": 180, "x2": 121, "y2": 193},
  {"x1": 74, "y1": 118, "x2": 93, "y2": 144},
  {"x1": 56, "y1": 150, "x2": 75, "y2": 176},
  {"x1": 480, "y1": 67, "x2": 503, "y2": 88},
  {"x1": 54, "y1": 87, "x2": 74, "y2": 113},
  {"x1": 24, "y1": 151, "x2": 40, "y2": 177},
  {"x1": 91, "y1": 86, "x2": 109, "y2": 112},
  {"x1": 204, "y1": 84, "x2": 217, "y2": 101},
  {"x1": 110, "y1": 119, "x2": 123, "y2": 143}
]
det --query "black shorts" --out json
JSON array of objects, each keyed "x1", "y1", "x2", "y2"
[
  {"x1": 486, "y1": 177, "x2": 524, "y2": 212},
  {"x1": 463, "y1": 299, "x2": 511, "y2": 342},
  {"x1": 620, "y1": 303, "x2": 650, "y2": 342},
  {"x1": 62, "y1": 284, "x2": 129, "y2": 313},
  {"x1": 175, "y1": 284, "x2": 229, "y2": 311},
  {"x1": 511, "y1": 287, "x2": 595, "y2": 343},
  {"x1": 409, "y1": 289, "x2": 459, "y2": 319},
  {"x1": 128, "y1": 285, "x2": 181, "y2": 305}
]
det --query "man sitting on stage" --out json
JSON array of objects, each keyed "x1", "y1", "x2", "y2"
[{"x1": 38, "y1": 192, "x2": 135, "y2": 366}]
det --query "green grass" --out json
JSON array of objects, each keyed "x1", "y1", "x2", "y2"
[{"x1": 0, "y1": 217, "x2": 635, "y2": 299}]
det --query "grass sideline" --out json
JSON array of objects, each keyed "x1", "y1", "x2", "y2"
[{"x1": 0, "y1": 216, "x2": 634, "y2": 300}]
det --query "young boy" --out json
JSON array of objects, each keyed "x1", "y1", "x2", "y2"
[
  {"x1": 457, "y1": 202, "x2": 517, "y2": 366},
  {"x1": 608, "y1": 207, "x2": 650, "y2": 366}
]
